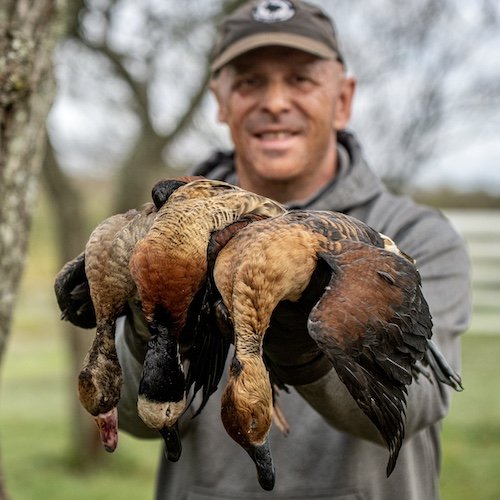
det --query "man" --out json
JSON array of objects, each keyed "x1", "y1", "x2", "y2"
[{"x1": 116, "y1": 1, "x2": 470, "y2": 498}]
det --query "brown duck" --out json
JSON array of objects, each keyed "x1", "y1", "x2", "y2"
[
  {"x1": 212, "y1": 209, "x2": 463, "y2": 489},
  {"x1": 54, "y1": 177, "x2": 197, "y2": 453},
  {"x1": 129, "y1": 179, "x2": 286, "y2": 449},
  {"x1": 78, "y1": 203, "x2": 159, "y2": 451}
]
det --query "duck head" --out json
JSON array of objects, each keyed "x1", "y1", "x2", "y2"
[
  {"x1": 77, "y1": 348, "x2": 122, "y2": 452},
  {"x1": 151, "y1": 176, "x2": 204, "y2": 209},
  {"x1": 221, "y1": 355, "x2": 275, "y2": 491}
]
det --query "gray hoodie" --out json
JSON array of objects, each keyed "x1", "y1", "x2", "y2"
[{"x1": 116, "y1": 131, "x2": 470, "y2": 500}]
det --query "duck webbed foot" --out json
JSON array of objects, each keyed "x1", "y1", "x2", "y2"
[{"x1": 159, "y1": 422, "x2": 182, "y2": 462}]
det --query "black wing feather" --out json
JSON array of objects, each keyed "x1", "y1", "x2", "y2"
[
  {"x1": 184, "y1": 278, "x2": 231, "y2": 417},
  {"x1": 54, "y1": 252, "x2": 96, "y2": 329}
]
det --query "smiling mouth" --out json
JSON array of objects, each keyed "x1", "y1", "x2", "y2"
[{"x1": 255, "y1": 131, "x2": 297, "y2": 140}]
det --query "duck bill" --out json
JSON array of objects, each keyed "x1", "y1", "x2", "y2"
[
  {"x1": 159, "y1": 422, "x2": 182, "y2": 462},
  {"x1": 94, "y1": 407, "x2": 118, "y2": 452},
  {"x1": 245, "y1": 438, "x2": 275, "y2": 491}
]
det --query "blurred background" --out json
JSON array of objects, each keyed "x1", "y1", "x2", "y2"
[{"x1": 1, "y1": 0, "x2": 499, "y2": 498}]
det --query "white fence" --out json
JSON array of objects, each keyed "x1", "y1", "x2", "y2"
[{"x1": 444, "y1": 209, "x2": 500, "y2": 335}]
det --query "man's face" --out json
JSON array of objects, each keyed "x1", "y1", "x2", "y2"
[{"x1": 211, "y1": 46, "x2": 355, "y2": 196}]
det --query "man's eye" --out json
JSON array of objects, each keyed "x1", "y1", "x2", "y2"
[
  {"x1": 291, "y1": 75, "x2": 310, "y2": 85},
  {"x1": 235, "y1": 77, "x2": 260, "y2": 90}
]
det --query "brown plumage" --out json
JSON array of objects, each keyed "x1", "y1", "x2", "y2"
[
  {"x1": 129, "y1": 179, "x2": 287, "y2": 448},
  {"x1": 54, "y1": 176, "x2": 198, "y2": 453},
  {"x1": 213, "y1": 209, "x2": 462, "y2": 489},
  {"x1": 52, "y1": 176, "x2": 201, "y2": 332},
  {"x1": 192, "y1": 214, "x2": 291, "y2": 437},
  {"x1": 78, "y1": 203, "x2": 158, "y2": 451}
]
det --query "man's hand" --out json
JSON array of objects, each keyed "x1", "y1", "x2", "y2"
[{"x1": 263, "y1": 300, "x2": 332, "y2": 386}]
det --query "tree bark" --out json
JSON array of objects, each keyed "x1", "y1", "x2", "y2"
[{"x1": 0, "y1": 0, "x2": 67, "y2": 497}]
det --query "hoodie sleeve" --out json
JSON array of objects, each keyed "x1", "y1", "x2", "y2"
[{"x1": 115, "y1": 314, "x2": 159, "y2": 439}]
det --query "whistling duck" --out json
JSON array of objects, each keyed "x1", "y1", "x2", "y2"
[
  {"x1": 78, "y1": 204, "x2": 158, "y2": 451},
  {"x1": 186, "y1": 212, "x2": 291, "y2": 438},
  {"x1": 55, "y1": 177, "x2": 197, "y2": 453},
  {"x1": 129, "y1": 179, "x2": 287, "y2": 449},
  {"x1": 213, "y1": 209, "x2": 462, "y2": 489}
]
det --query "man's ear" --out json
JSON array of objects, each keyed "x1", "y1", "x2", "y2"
[
  {"x1": 334, "y1": 76, "x2": 356, "y2": 130},
  {"x1": 209, "y1": 77, "x2": 228, "y2": 124}
]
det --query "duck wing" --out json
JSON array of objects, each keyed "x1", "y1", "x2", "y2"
[
  {"x1": 423, "y1": 339, "x2": 463, "y2": 391},
  {"x1": 307, "y1": 240, "x2": 433, "y2": 476},
  {"x1": 183, "y1": 281, "x2": 231, "y2": 417},
  {"x1": 54, "y1": 252, "x2": 96, "y2": 329}
]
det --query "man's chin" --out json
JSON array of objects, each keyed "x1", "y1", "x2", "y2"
[
  {"x1": 253, "y1": 165, "x2": 301, "y2": 184},
  {"x1": 250, "y1": 153, "x2": 304, "y2": 180}
]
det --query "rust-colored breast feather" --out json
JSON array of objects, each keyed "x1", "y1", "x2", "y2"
[{"x1": 130, "y1": 223, "x2": 206, "y2": 327}]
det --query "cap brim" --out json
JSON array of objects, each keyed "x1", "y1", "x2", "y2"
[{"x1": 211, "y1": 32, "x2": 339, "y2": 72}]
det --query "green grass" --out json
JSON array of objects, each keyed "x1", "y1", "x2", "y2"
[
  {"x1": 2, "y1": 316, "x2": 161, "y2": 500},
  {"x1": 440, "y1": 335, "x2": 500, "y2": 500},
  {"x1": 1, "y1": 190, "x2": 499, "y2": 499}
]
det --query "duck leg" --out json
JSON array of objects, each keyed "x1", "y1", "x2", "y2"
[{"x1": 271, "y1": 389, "x2": 290, "y2": 437}]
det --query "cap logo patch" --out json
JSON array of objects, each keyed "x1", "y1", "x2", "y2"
[{"x1": 252, "y1": 0, "x2": 295, "y2": 24}]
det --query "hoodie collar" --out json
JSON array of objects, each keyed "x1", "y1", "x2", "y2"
[{"x1": 287, "y1": 130, "x2": 384, "y2": 212}]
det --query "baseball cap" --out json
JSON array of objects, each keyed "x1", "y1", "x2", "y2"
[{"x1": 211, "y1": 0, "x2": 344, "y2": 72}]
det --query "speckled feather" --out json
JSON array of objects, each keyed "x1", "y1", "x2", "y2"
[{"x1": 79, "y1": 203, "x2": 158, "y2": 417}]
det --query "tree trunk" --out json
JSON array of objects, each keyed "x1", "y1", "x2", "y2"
[{"x1": 0, "y1": 0, "x2": 67, "y2": 496}]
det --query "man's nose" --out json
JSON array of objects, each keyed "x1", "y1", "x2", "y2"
[{"x1": 260, "y1": 81, "x2": 291, "y2": 116}]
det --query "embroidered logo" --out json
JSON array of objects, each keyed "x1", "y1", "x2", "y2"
[{"x1": 252, "y1": 0, "x2": 296, "y2": 24}]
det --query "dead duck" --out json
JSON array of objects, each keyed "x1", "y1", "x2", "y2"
[
  {"x1": 129, "y1": 179, "x2": 286, "y2": 449},
  {"x1": 185, "y1": 212, "x2": 291, "y2": 439},
  {"x1": 55, "y1": 177, "x2": 197, "y2": 453},
  {"x1": 78, "y1": 203, "x2": 158, "y2": 452},
  {"x1": 212, "y1": 209, "x2": 463, "y2": 489}
]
